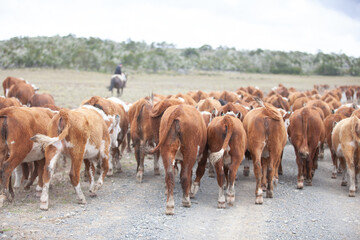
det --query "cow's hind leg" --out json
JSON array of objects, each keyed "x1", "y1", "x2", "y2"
[
  {"x1": 69, "y1": 152, "x2": 87, "y2": 205},
  {"x1": 226, "y1": 154, "x2": 241, "y2": 206},
  {"x1": 191, "y1": 148, "x2": 208, "y2": 198},
  {"x1": 252, "y1": 151, "x2": 263, "y2": 204},
  {"x1": 40, "y1": 146, "x2": 61, "y2": 210},
  {"x1": 94, "y1": 153, "x2": 109, "y2": 192},
  {"x1": 180, "y1": 161, "x2": 193, "y2": 208},
  {"x1": 213, "y1": 159, "x2": 226, "y2": 208},
  {"x1": 162, "y1": 151, "x2": 175, "y2": 215}
]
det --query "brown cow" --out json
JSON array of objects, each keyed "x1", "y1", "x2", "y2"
[
  {"x1": 191, "y1": 115, "x2": 246, "y2": 208},
  {"x1": 168, "y1": 93, "x2": 196, "y2": 106},
  {"x1": 335, "y1": 105, "x2": 356, "y2": 117},
  {"x1": 31, "y1": 106, "x2": 117, "y2": 210},
  {"x1": 188, "y1": 90, "x2": 209, "y2": 103},
  {"x1": 7, "y1": 82, "x2": 35, "y2": 105},
  {"x1": 288, "y1": 107, "x2": 325, "y2": 189},
  {"x1": 82, "y1": 96, "x2": 127, "y2": 175},
  {"x1": 324, "y1": 113, "x2": 347, "y2": 178},
  {"x1": 265, "y1": 94, "x2": 290, "y2": 111},
  {"x1": 292, "y1": 97, "x2": 310, "y2": 111},
  {"x1": 129, "y1": 98, "x2": 159, "y2": 182},
  {"x1": 288, "y1": 92, "x2": 306, "y2": 106},
  {"x1": 29, "y1": 93, "x2": 55, "y2": 107},
  {"x1": 331, "y1": 116, "x2": 360, "y2": 197},
  {"x1": 0, "y1": 107, "x2": 55, "y2": 207},
  {"x1": 217, "y1": 102, "x2": 248, "y2": 121},
  {"x1": 150, "y1": 104, "x2": 207, "y2": 214},
  {"x1": 2, "y1": 76, "x2": 26, "y2": 96},
  {"x1": 196, "y1": 97, "x2": 221, "y2": 115},
  {"x1": 219, "y1": 90, "x2": 239, "y2": 103},
  {"x1": 0, "y1": 97, "x2": 22, "y2": 109},
  {"x1": 243, "y1": 98, "x2": 287, "y2": 204},
  {"x1": 306, "y1": 99, "x2": 331, "y2": 118}
]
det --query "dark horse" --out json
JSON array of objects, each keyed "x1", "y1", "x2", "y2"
[{"x1": 108, "y1": 74, "x2": 127, "y2": 97}]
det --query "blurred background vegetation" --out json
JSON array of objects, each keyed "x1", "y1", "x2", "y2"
[{"x1": 0, "y1": 34, "x2": 359, "y2": 76}]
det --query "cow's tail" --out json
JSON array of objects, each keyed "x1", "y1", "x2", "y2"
[
  {"x1": 149, "y1": 106, "x2": 183, "y2": 154},
  {"x1": 0, "y1": 116, "x2": 9, "y2": 158},
  {"x1": 299, "y1": 108, "x2": 310, "y2": 160},
  {"x1": 351, "y1": 115, "x2": 360, "y2": 142},
  {"x1": 31, "y1": 109, "x2": 71, "y2": 147},
  {"x1": 254, "y1": 97, "x2": 282, "y2": 121},
  {"x1": 209, "y1": 115, "x2": 234, "y2": 165}
]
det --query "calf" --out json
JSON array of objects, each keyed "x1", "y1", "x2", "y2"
[
  {"x1": 191, "y1": 115, "x2": 246, "y2": 208},
  {"x1": 31, "y1": 106, "x2": 116, "y2": 210},
  {"x1": 0, "y1": 107, "x2": 55, "y2": 207},
  {"x1": 288, "y1": 107, "x2": 325, "y2": 189},
  {"x1": 82, "y1": 96, "x2": 126, "y2": 175},
  {"x1": 324, "y1": 113, "x2": 347, "y2": 178},
  {"x1": 150, "y1": 104, "x2": 207, "y2": 215},
  {"x1": 331, "y1": 116, "x2": 360, "y2": 197},
  {"x1": 243, "y1": 98, "x2": 287, "y2": 204}
]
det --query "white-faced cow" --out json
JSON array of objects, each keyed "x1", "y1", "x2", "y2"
[{"x1": 31, "y1": 106, "x2": 118, "y2": 210}]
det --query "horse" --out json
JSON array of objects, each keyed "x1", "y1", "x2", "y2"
[{"x1": 108, "y1": 73, "x2": 127, "y2": 97}]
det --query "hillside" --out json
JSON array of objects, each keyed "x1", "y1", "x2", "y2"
[{"x1": 0, "y1": 35, "x2": 359, "y2": 76}]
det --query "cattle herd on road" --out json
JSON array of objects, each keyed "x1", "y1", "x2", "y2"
[{"x1": 0, "y1": 76, "x2": 360, "y2": 215}]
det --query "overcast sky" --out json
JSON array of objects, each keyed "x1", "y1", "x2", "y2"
[{"x1": 0, "y1": 0, "x2": 359, "y2": 57}]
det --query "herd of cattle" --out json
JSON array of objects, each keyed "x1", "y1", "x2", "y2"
[{"x1": 0, "y1": 76, "x2": 360, "y2": 215}]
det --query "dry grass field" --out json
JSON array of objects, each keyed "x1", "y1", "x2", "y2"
[{"x1": 1, "y1": 68, "x2": 359, "y2": 107}]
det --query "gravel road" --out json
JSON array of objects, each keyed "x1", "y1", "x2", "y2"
[{"x1": 1, "y1": 144, "x2": 360, "y2": 240}]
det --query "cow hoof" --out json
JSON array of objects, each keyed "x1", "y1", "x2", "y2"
[
  {"x1": 78, "y1": 198, "x2": 87, "y2": 205},
  {"x1": 165, "y1": 206, "x2": 175, "y2": 215},
  {"x1": 297, "y1": 182, "x2": 304, "y2": 189},
  {"x1": 182, "y1": 198, "x2": 191, "y2": 208},
  {"x1": 331, "y1": 173, "x2": 337, "y2": 179},
  {"x1": 278, "y1": 170, "x2": 283, "y2": 176},
  {"x1": 243, "y1": 167, "x2": 250, "y2": 177},
  {"x1": 0, "y1": 195, "x2": 6, "y2": 208},
  {"x1": 349, "y1": 190, "x2": 355, "y2": 197},
  {"x1": 266, "y1": 190, "x2": 273, "y2": 198},
  {"x1": 89, "y1": 191, "x2": 97, "y2": 198},
  {"x1": 318, "y1": 152, "x2": 324, "y2": 159},
  {"x1": 218, "y1": 201, "x2": 226, "y2": 208},
  {"x1": 190, "y1": 182, "x2": 200, "y2": 198},
  {"x1": 107, "y1": 169, "x2": 114, "y2": 176},
  {"x1": 337, "y1": 168, "x2": 343, "y2": 174},
  {"x1": 341, "y1": 181, "x2": 348, "y2": 186},
  {"x1": 40, "y1": 201, "x2": 49, "y2": 211},
  {"x1": 208, "y1": 172, "x2": 215, "y2": 178},
  {"x1": 154, "y1": 168, "x2": 160, "y2": 176},
  {"x1": 36, "y1": 191, "x2": 42, "y2": 198},
  {"x1": 255, "y1": 196, "x2": 263, "y2": 205},
  {"x1": 227, "y1": 195, "x2": 235, "y2": 206},
  {"x1": 262, "y1": 185, "x2": 267, "y2": 192},
  {"x1": 305, "y1": 181, "x2": 312, "y2": 186},
  {"x1": 136, "y1": 171, "x2": 143, "y2": 183}
]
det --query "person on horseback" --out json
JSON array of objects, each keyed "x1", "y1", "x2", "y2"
[{"x1": 114, "y1": 63, "x2": 122, "y2": 75}]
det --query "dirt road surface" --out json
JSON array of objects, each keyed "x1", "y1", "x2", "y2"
[{"x1": 1, "y1": 144, "x2": 360, "y2": 240}]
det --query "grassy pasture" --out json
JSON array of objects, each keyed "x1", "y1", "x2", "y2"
[{"x1": 0, "y1": 69, "x2": 359, "y2": 108}]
